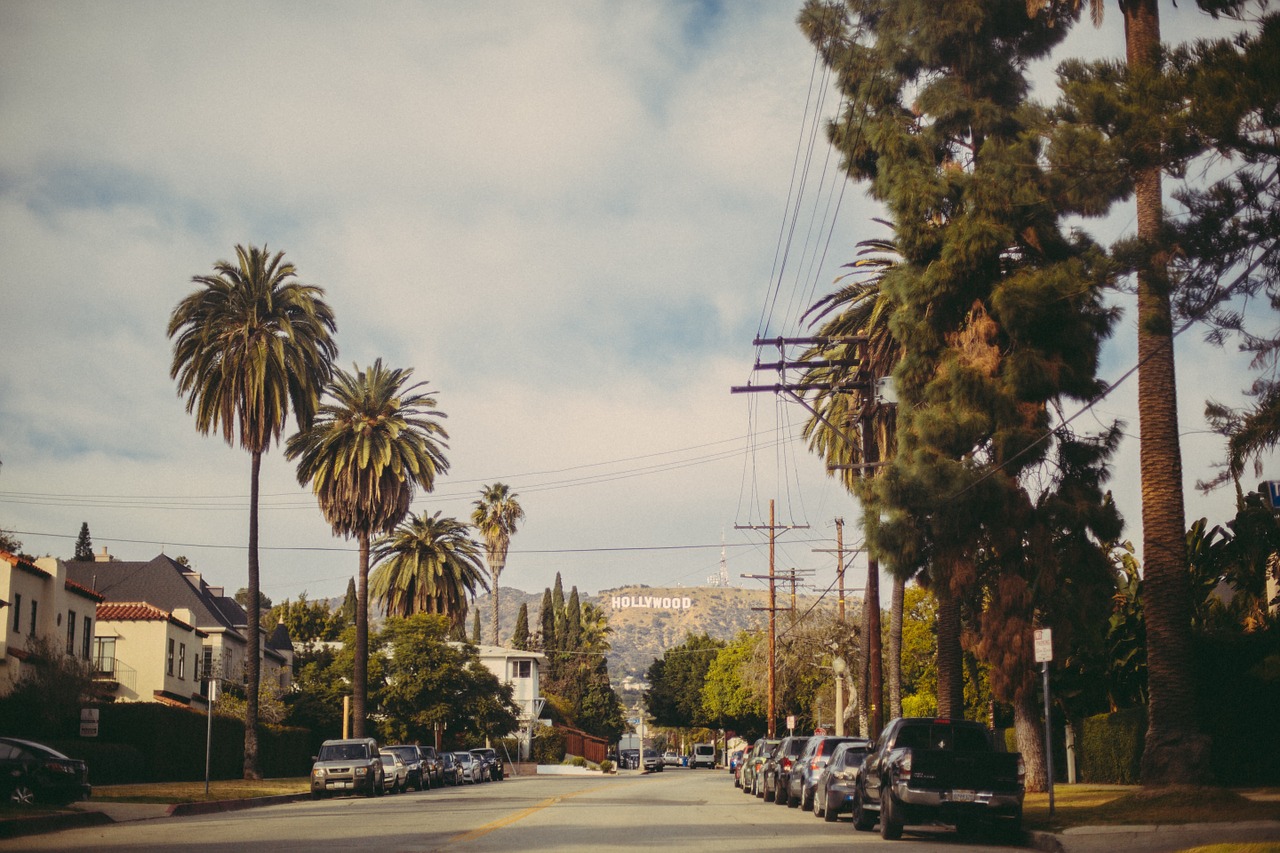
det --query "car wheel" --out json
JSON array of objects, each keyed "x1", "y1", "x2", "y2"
[
  {"x1": 310, "y1": 790, "x2": 324, "y2": 801},
  {"x1": 822, "y1": 790, "x2": 838, "y2": 822},
  {"x1": 8, "y1": 784, "x2": 35, "y2": 806},
  {"x1": 801, "y1": 786, "x2": 814, "y2": 811},
  {"x1": 783, "y1": 783, "x2": 796, "y2": 807},
  {"x1": 853, "y1": 789, "x2": 876, "y2": 832},
  {"x1": 879, "y1": 788, "x2": 903, "y2": 840}
]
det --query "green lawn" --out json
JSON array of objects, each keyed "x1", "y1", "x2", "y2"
[
  {"x1": 90, "y1": 778, "x2": 310, "y2": 804},
  {"x1": 1023, "y1": 785, "x2": 1280, "y2": 832}
]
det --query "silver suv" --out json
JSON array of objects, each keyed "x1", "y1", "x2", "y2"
[{"x1": 310, "y1": 738, "x2": 384, "y2": 798}]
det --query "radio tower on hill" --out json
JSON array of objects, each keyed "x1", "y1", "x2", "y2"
[{"x1": 707, "y1": 533, "x2": 730, "y2": 587}]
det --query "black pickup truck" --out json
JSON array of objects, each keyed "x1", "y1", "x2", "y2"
[{"x1": 853, "y1": 717, "x2": 1024, "y2": 840}]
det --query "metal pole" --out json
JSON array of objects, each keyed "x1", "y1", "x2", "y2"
[
  {"x1": 204, "y1": 678, "x2": 217, "y2": 797},
  {"x1": 1042, "y1": 662, "x2": 1055, "y2": 817}
]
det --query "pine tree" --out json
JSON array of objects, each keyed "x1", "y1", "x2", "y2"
[
  {"x1": 800, "y1": 0, "x2": 1118, "y2": 772},
  {"x1": 340, "y1": 577, "x2": 357, "y2": 627},
  {"x1": 538, "y1": 588, "x2": 555, "y2": 652},
  {"x1": 72, "y1": 522, "x2": 93, "y2": 562},
  {"x1": 511, "y1": 602, "x2": 530, "y2": 651}
]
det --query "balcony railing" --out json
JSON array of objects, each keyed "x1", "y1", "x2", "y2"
[{"x1": 93, "y1": 657, "x2": 137, "y2": 693}]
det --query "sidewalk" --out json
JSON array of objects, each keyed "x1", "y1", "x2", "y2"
[
  {"x1": 0, "y1": 793, "x2": 309, "y2": 840},
  {"x1": 1028, "y1": 820, "x2": 1280, "y2": 852}
]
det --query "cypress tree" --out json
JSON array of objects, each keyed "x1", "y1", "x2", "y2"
[
  {"x1": 565, "y1": 587, "x2": 582, "y2": 651},
  {"x1": 511, "y1": 602, "x2": 531, "y2": 651},
  {"x1": 538, "y1": 587, "x2": 555, "y2": 652}
]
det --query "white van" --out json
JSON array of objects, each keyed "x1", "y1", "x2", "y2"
[{"x1": 692, "y1": 743, "x2": 716, "y2": 769}]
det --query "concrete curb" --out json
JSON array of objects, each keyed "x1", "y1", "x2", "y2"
[{"x1": 167, "y1": 792, "x2": 312, "y2": 817}]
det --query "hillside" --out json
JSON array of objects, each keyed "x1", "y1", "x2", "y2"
[{"x1": 473, "y1": 584, "x2": 843, "y2": 688}]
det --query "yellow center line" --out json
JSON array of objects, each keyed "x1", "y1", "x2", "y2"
[{"x1": 447, "y1": 779, "x2": 646, "y2": 844}]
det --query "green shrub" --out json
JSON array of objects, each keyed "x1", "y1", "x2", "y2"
[
  {"x1": 599, "y1": 759, "x2": 614, "y2": 773},
  {"x1": 1080, "y1": 707, "x2": 1146, "y2": 784},
  {"x1": 530, "y1": 728, "x2": 565, "y2": 764}
]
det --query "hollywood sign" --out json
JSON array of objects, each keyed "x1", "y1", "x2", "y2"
[{"x1": 610, "y1": 595, "x2": 693, "y2": 611}]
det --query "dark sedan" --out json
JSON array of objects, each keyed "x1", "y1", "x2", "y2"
[
  {"x1": 383, "y1": 744, "x2": 429, "y2": 791},
  {"x1": 0, "y1": 737, "x2": 91, "y2": 806},
  {"x1": 814, "y1": 740, "x2": 872, "y2": 821}
]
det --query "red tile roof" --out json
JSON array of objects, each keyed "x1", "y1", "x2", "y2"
[{"x1": 97, "y1": 602, "x2": 203, "y2": 635}]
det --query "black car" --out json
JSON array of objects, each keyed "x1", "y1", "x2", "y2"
[
  {"x1": 763, "y1": 735, "x2": 812, "y2": 804},
  {"x1": 383, "y1": 744, "x2": 429, "y2": 791},
  {"x1": 0, "y1": 737, "x2": 91, "y2": 806},
  {"x1": 471, "y1": 748, "x2": 503, "y2": 781},
  {"x1": 437, "y1": 750, "x2": 462, "y2": 785},
  {"x1": 417, "y1": 745, "x2": 443, "y2": 787}
]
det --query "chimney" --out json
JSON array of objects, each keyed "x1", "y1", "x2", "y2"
[{"x1": 95, "y1": 546, "x2": 113, "y2": 562}]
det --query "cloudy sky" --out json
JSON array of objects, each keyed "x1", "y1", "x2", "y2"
[{"x1": 1, "y1": 2, "x2": 1267, "y2": 608}]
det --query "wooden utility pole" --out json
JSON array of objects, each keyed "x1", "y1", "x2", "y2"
[
  {"x1": 836, "y1": 519, "x2": 845, "y2": 621},
  {"x1": 738, "y1": 499, "x2": 808, "y2": 738}
]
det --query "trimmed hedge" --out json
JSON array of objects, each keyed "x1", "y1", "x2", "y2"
[
  {"x1": 1080, "y1": 706, "x2": 1146, "y2": 784},
  {"x1": 17, "y1": 703, "x2": 311, "y2": 784}
]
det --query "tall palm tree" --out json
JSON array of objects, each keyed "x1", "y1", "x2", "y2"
[
  {"x1": 471, "y1": 483, "x2": 525, "y2": 645},
  {"x1": 168, "y1": 244, "x2": 336, "y2": 779},
  {"x1": 370, "y1": 511, "x2": 488, "y2": 630},
  {"x1": 286, "y1": 359, "x2": 448, "y2": 737},
  {"x1": 1033, "y1": 0, "x2": 1212, "y2": 786},
  {"x1": 801, "y1": 235, "x2": 903, "y2": 731}
]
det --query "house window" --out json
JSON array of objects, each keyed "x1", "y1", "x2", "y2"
[
  {"x1": 82, "y1": 616, "x2": 92, "y2": 659},
  {"x1": 12, "y1": 594, "x2": 20, "y2": 633},
  {"x1": 93, "y1": 637, "x2": 116, "y2": 676},
  {"x1": 178, "y1": 643, "x2": 186, "y2": 680},
  {"x1": 66, "y1": 609, "x2": 76, "y2": 655},
  {"x1": 28, "y1": 600, "x2": 36, "y2": 638},
  {"x1": 513, "y1": 660, "x2": 532, "y2": 678},
  {"x1": 202, "y1": 647, "x2": 214, "y2": 682},
  {"x1": 168, "y1": 638, "x2": 175, "y2": 676}
]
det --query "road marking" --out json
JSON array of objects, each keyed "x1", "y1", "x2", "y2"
[{"x1": 447, "y1": 780, "x2": 646, "y2": 844}]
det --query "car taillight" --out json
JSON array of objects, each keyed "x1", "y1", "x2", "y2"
[
  {"x1": 44, "y1": 759, "x2": 78, "y2": 775},
  {"x1": 1017, "y1": 754, "x2": 1026, "y2": 786},
  {"x1": 782, "y1": 758, "x2": 791, "y2": 770},
  {"x1": 898, "y1": 753, "x2": 912, "y2": 781}
]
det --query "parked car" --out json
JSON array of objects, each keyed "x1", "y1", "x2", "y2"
[
  {"x1": 310, "y1": 738, "x2": 384, "y2": 799},
  {"x1": 814, "y1": 740, "x2": 872, "y2": 822},
  {"x1": 728, "y1": 748, "x2": 745, "y2": 781},
  {"x1": 383, "y1": 744, "x2": 429, "y2": 791},
  {"x1": 641, "y1": 748, "x2": 664, "y2": 772},
  {"x1": 453, "y1": 750, "x2": 486, "y2": 783},
  {"x1": 0, "y1": 737, "x2": 91, "y2": 806},
  {"x1": 472, "y1": 748, "x2": 503, "y2": 781},
  {"x1": 438, "y1": 751, "x2": 462, "y2": 785},
  {"x1": 855, "y1": 717, "x2": 1024, "y2": 840},
  {"x1": 762, "y1": 735, "x2": 811, "y2": 804},
  {"x1": 661, "y1": 750, "x2": 682, "y2": 767},
  {"x1": 418, "y1": 745, "x2": 443, "y2": 787},
  {"x1": 691, "y1": 742, "x2": 716, "y2": 769},
  {"x1": 787, "y1": 735, "x2": 865, "y2": 810},
  {"x1": 742, "y1": 737, "x2": 780, "y2": 796},
  {"x1": 379, "y1": 750, "x2": 409, "y2": 793}
]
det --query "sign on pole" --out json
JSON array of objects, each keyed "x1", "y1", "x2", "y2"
[
  {"x1": 1262, "y1": 481, "x2": 1280, "y2": 510},
  {"x1": 1034, "y1": 628, "x2": 1053, "y2": 663},
  {"x1": 79, "y1": 708, "x2": 99, "y2": 738}
]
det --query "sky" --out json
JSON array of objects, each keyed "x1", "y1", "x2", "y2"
[{"x1": 1, "y1": 2, "x2": 1271, "y2": 609}]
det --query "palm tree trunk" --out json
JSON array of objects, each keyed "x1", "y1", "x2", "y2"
[
  {"x1": 889, "y1": 575, "x2": 904, "y2": 719},
  {"x1": 491, "y1": 559, "x2": 503, "y2": 646},
  {"x1": 244, "y1": 450, "x2": 262, "y2": 780},
  {"x1": 1124, "y1": 0, "x2": 1212, "y2": 785},
  {"x1": 354, "y1": 532, "x2": 370, "y2": 738},
  {"x1": 935, "y1": 580, "x2": 964, "y2": 718}
]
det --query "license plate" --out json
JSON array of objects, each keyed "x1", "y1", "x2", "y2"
[
  {"x1": 333, "y1": 781, "x2": 352, "y2": 789},
  {"x1": 951, "y1": 789, "x2": 976, "y2": 803}
]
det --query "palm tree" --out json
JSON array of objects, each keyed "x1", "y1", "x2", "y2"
[
  {"x1": 471, "y1": 483, "x2": 525, "y2": 645},
  {"x1": 168, "y1": 244, "x2": 336, "y2": 778},
  {"x1": 1033, "y1": 0, "x2": 1212, "y2": 786},
  {"x1": 370, "y1": 511, "x2": 488, "y2": 630},
  {"x1": 285, "y1": 359, "x2": 448, "y2": 737},
  {"x1": 801, "y1": 235, "x2": 903, "y2": 732}
]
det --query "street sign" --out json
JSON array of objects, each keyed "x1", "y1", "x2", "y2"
[
  {"x1": 1033, "y1": 628, "x2": 1053, "y2": 663},
  {"x1": 80, "y1": 708, "x2": 99, "y2": 738},
  {"x1": 1262, "y1": 481, "x2": 1280, "y2": 509}
]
